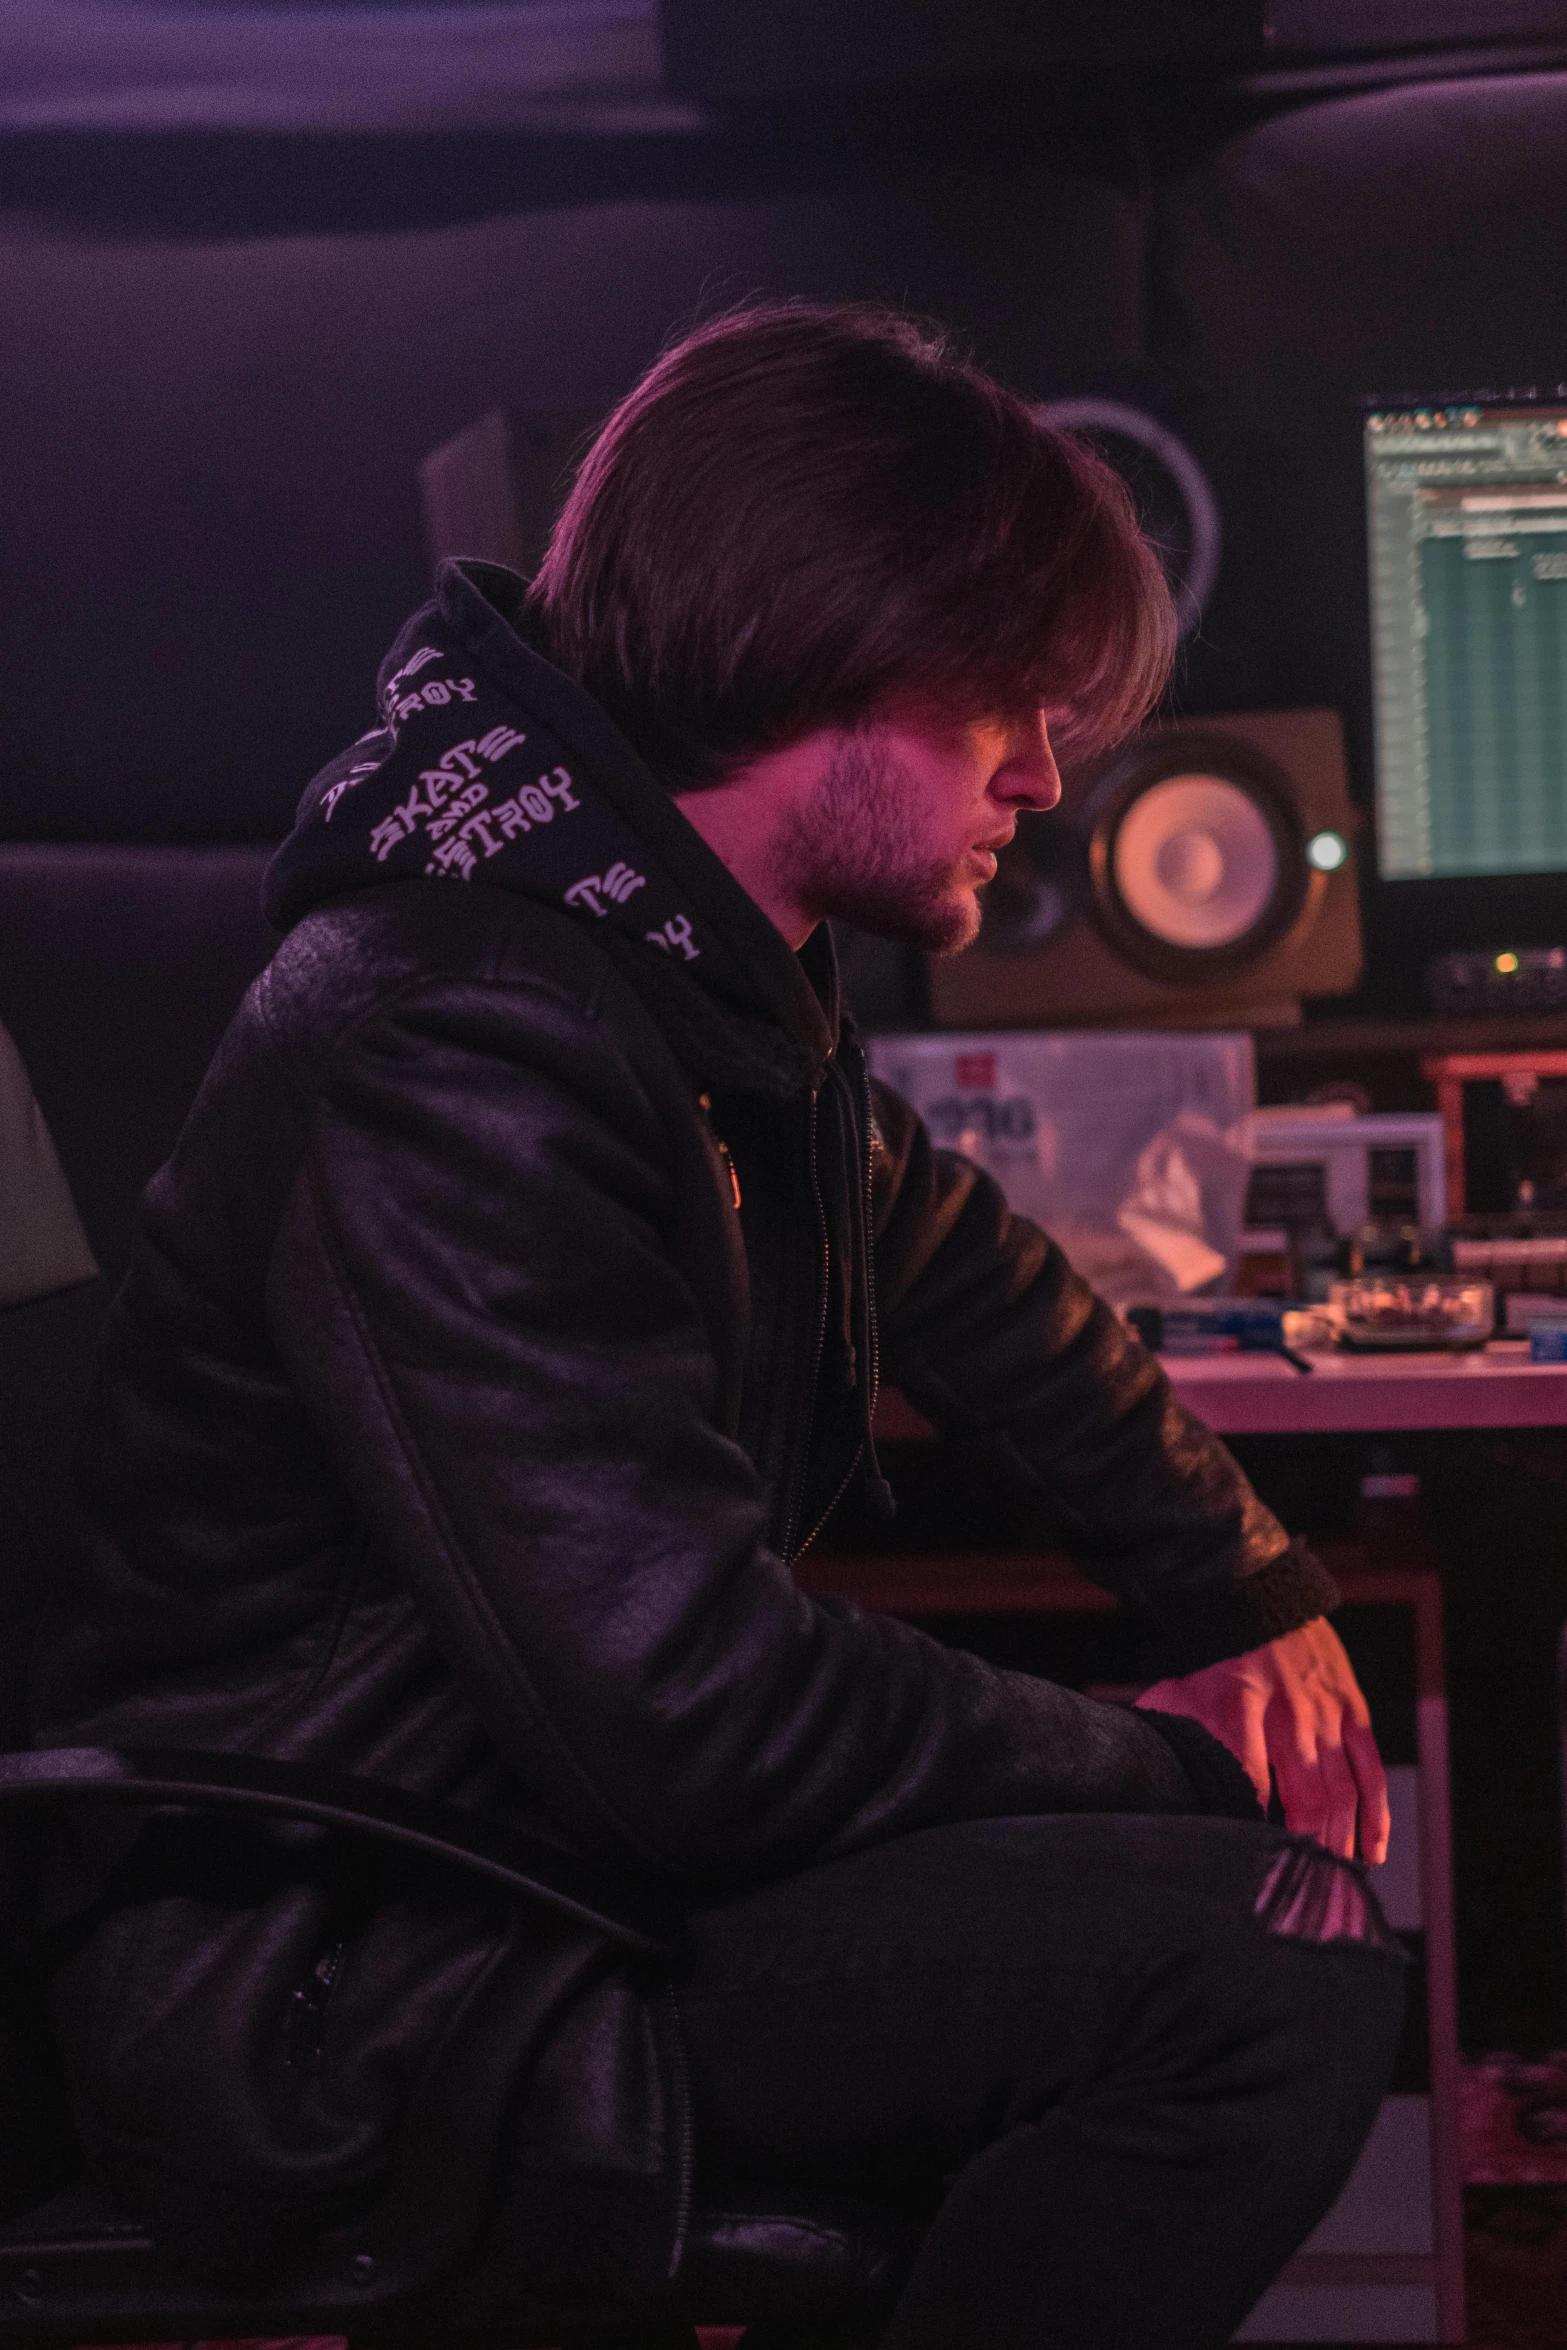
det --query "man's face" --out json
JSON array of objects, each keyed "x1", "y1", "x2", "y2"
[{"x1": 779, "y1": 706, "x2": 1063, "y2": 954}]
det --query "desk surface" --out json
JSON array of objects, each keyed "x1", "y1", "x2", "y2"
[
  {"x1": 1167, "y1": 1346, "x2": 1567, "y2": 1433},
  {"x1": 875, "y1": 1346, "x2": 1567, "y2": 1439}
]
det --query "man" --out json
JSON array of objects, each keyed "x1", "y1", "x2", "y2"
[{"x1": 35, "y1": 303, "x2": 1404, "y2": 2349}]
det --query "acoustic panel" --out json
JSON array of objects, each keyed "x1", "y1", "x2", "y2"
[{"x1": 660, "y1": 0, "x2": 1266, "y2": 100}]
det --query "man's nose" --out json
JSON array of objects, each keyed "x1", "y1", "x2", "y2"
[{"x1": 1005, "y1": 711, "x2": 1062, "y2": 811}]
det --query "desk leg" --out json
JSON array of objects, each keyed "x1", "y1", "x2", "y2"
[
  {"x1": 1421, "y1": 1680, "x2": 1466, "y2": 2342},
  {"x1": 1327, "y1": 1560, "x2": 1466, "y2": 2345}
]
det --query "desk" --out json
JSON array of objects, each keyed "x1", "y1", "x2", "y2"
[
  {"x1": 875, "y1": 1348, "x2": 1567, "y2": 1443},
  {"x1": 1168, "y1": 1347, "x2": 1567, "y2": 1436}
]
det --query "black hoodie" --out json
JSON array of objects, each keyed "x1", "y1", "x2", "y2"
[
  {"x1": 264, "y1": 558, "x2": 836, "y2": 1088},
  {"x1": 34, "y1": 560, "x2": 1331, "y2": 2307}
]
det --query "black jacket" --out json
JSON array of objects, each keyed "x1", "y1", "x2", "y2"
[{"x1": 32, "y1": 561, "x2": 1336, "y2": 2300}]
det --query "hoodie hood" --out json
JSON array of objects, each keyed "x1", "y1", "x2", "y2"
[{"x1": 263, "y1": 560, "x2": 837, "y2": 1092}]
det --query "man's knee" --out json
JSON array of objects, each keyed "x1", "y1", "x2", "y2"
[
  {"x1": 1181, "y1": 1836, "x2": 1408, "y2": 2150},
  {"x1": 1131, "y1": 1832, "x2": 1407, "y2": 2111},
  {"x1": 1254, "y1": 1836, "x2": 1404, "y2": 1959}
]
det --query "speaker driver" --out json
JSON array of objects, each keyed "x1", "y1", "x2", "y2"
[
  {"x1": 1085, "y1": 731, "x2": 1309, "y2": 985},
  {"x1": 1112, "y1": 775, "x2": 1278, "y2": 947}
]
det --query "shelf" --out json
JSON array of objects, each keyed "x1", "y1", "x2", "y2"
[{"x1": 1258, "y1": 1013, "x2": 1567, "y2": 1057}]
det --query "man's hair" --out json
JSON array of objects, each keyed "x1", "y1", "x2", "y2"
[{"x1": 527, "y1": 301, "x2": 1176, "y2": 790}]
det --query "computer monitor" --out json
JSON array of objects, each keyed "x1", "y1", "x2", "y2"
[{"x1": 1366, "y1": 397, "x2": 1567, "y2": 881}]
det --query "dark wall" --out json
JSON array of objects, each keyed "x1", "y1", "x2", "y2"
[
  {"x1": 0, "y1": 151, "x2": 1142, "y2": 844},
  {"x1": 4, "y1": 72, "x2": 1567, "y2": 993}
]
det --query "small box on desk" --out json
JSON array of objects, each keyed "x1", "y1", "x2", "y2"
[{"x1": 1246, "y1": 1109, "x2": 1448, "y2": 1236}]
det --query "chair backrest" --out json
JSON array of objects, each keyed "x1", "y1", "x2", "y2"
[
  {"x1": 0, "y1": 845, "x2": 274, "y2": 2220},
  {"x1": 0, "y1": 845, "x2": 277, "y2": 1290},
  {"x1": 0, "y1": 1284, "x2": 106, "y2": 2220},
  {"x1": 0, "y1": 1282, "x2": 109, "y2": 1753}
]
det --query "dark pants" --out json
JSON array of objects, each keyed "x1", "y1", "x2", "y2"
[{"x1": 675, "y1": 1815, "x2": 1406, "y2": 2350}]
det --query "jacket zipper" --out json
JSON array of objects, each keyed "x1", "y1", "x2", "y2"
[
  {"x1": 660, "y1": 1982, "x2": 696, "y2": 2283},
  {"x1": 859, "y1": 1052, "x2": 882, "y2": 1432},
  {"x1": 696, "y1": 1091, "x2": 742, "y2": 1211},
  {"x1": 781, "y1": 1081, "x2": 830, "y2": 1566},
  {"x1": 786, "y1": 1057, "x2": 880, "y2": 1567},
  {"x1": 789, "y1": 1443, "x2": 865, "y2": 1567},
  {"x1": 284, "y1": 1936, "x2": 345, "y2": 2071}
]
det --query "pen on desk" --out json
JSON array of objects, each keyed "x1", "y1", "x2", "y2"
[{"x1": 1276, "y1": 1342, "x2": 1315, "y2": 1375}]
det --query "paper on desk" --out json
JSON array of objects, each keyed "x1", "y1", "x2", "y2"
[{"x1": 868, "y1": 1029, "x2": 1254, "y2": 1308}]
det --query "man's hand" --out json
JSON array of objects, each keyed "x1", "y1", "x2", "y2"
[{"x1": 1137, "y1": 1618, "x2": 1390, "y2": 1863}]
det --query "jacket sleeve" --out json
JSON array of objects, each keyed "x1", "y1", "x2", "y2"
[
  {"x1": 263, "y1": 972, "x2": 1228, "y2": 1889},
  {"x1": 869, "y1": 1079, "x2": 1339, "y2": 1674}
]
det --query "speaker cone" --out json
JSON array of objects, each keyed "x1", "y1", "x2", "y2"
[{"x1": 1084, "y1": 732, "x2": 1310, "y2": 984}]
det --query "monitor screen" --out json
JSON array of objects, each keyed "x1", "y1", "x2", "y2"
[{"x1": 1366, "y1": 399, "x2": 1567, "y2": 881}]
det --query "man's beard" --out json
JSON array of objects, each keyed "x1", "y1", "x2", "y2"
[{"x1": 775, "y1": 732, "x2": 982, "y2": 954}]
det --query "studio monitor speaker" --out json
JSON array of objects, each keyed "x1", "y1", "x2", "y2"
[
  {"x1": 419, "y1": 409, "x2": 604, "y2": 579},
  {"x1": 930, "y1": 709, "x2": 1362, "y2": 1031}
]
